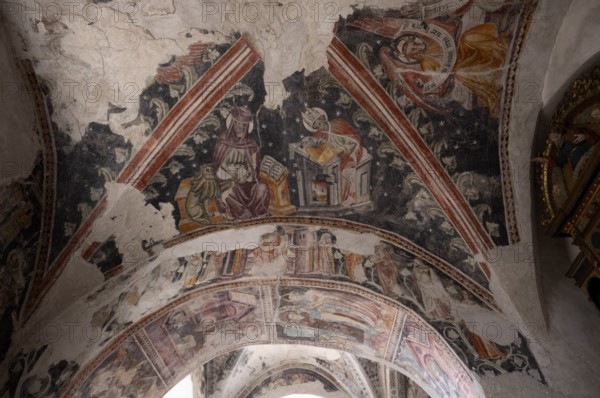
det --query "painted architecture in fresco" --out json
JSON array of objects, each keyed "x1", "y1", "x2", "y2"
[
  {"x1": 62, "y1": 281, "x2": 486, "y2": 398},
  {"x1": 0, "y1": 1, "x2": 555, "y2": 398},
  {"x1": 18, "y1": 0, "x2": 534, "y2": 297},
  {"x1": 159, "y1": 225, "x2": 541, "y2": 378}
]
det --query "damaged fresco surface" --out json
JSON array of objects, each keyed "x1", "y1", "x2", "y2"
[
  {"x1": 62, "y1": 281, "x2": 487, "y2": 398},
  {"x1": 0, "y1": 1, "x2": 546, "y2": 397},
  {"x1": 1, "y1": 224, "x2": 542, "y2": 398},
  {"x1": 24, "y1": 0, "x2": 533, "y2": 289},
  {"x1": 203, "y1": 345, "x2": 382, "y2": 398}
]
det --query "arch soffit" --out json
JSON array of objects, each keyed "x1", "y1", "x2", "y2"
[{"x1": 63, "y1": 279, "x2": 485, "y2": 398}]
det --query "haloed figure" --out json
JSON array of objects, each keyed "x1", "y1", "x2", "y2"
[
  {"x1": 213, "y1": 106, "x2": 270, "y2": 220},
  {"x1": 378, "y1": 24, "x2": 508, "y2": 116},
  {"x1": 393, "y1": 34, "x2": 428, "y2": 64},
  {"x1": 301, "y1": 107, "x2": 365, "y2": 206}
]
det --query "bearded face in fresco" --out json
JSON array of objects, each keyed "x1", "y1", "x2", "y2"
[
  {"x1": 312, "y1": 115, "x2": 329, "y2": 132},
  {"x1": 232, "y1": 120, "x2": 249, "y2": 139},
  {"x1": 394, "y1": 34, "x2": 427, "y2": 64}
]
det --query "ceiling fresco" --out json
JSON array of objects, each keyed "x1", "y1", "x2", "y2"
[
  {"x1": 0, "y1": 0, "x2": 545, "y2": 397},
  {"x1": 205, "y1": 349, "x2": 352, "y2": 398},
  {"x1": 198, "y1": 345, "x2": 427, "y2": 398},
  {"x1": 140, "y1": 62, "x2": 483, "y2": 284},
  {"x1": 90, "y1": 225, "x2": 541, "y2": 377},
  {"x1": 0, "y1": 224, "x2": 542, "y2": 398},
  {"x1": 243, "y1": 367, "x2": 342, "y2": 398},
  {"x1": 19, "y1": 0, "x2": 536, "y2": 304},
  {"x1": 58, "y1": 280, "x2": 486, "y2": 398}
]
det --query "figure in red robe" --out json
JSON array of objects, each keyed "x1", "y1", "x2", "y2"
[
  {"x1": 301, "y1": 107, "x2": 366, "y2": 205},
  {"x1": 213, "y1": 106, "x2": 270, "y2": 219}
]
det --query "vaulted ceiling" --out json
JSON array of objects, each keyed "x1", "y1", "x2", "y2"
[{"x1": 1, "y1": 1, "x2": 600, "y2": 398}]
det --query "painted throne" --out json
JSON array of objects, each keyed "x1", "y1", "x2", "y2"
[{"x1": 289, "y1": 141, "x2": 372, "y2": 212}]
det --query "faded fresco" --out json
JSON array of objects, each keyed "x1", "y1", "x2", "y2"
[
  {"x1": 272, "y1": 285, "x2": 397, "y2": 357},
  {"x1": 204, "y1": 349, "x2": 243, "y2": 396},
  {"x1": 141, "y1": 65, "x2": 487, "y2": 287},
  {"x1": 397, "y1": 332, "x2": 473, "y2": 398},
  {"x1": 144, "y1": 287, "x2": 262, "y2": 376},
  {"x1": 334, "y1": 4, "x2": 526, "y2": 244},
  {"x1": 154, "y1": 225, "x2": 542, "y2": 379},
  {"x1": 202, "y1": 345, "x2": 429, "y2": 398},
  {"x1": 0, "y1": 345, "x2": 78, "y2": 398},
  {"x1": 44, "y1": 39, "x2": 234, "y2": 269},
  {"x1": 63, "y1": 224, "x2": 542, "y2": 390},
  {"x1": 358, "y1": 357, "x2": 386, "y2": 398},
  {"x1": 0, "y1": 156, "x2": 43, "y2": 362},
  {"x1": 0, "y1": 1, "x2": 542, "y2": 398},
  {"x1": 61, "y1": 281, "x2": 485, "y2": 398},
  {"x1": 19, "y1": 2, "x2": 536, "y2": 302},
  {"x1": 127, "y1": 3, "x2": 534, "y2": 294},
  {"x1": 49, "y1": 123, "x2": 132, "y2": 262},
  {"x1": 245, "y1": 368, "x2": 340, "y2": 397},
  {"x1": 74, "y1": 338, "x2": 162, "y2": 398}
]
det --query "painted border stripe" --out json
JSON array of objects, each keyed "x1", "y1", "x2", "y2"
[
  {"x1": 118, "y1": 36, "x2": 259, "y2": 185},
  {"x1": 326, "y1": 37, "x2": 493, "y2": 255},
  {"x1": 134, "y1": 48, "x2": 259, "y2": 188},
  {"x1": 32, "y1": 35, "x2": 262, "y2": 319},
  {"x1": 129, "y1": 47, "x2": 252, "y2": 186},
  {"x1": 162, "y1": 216, "x2": 497, "y2": 309}
]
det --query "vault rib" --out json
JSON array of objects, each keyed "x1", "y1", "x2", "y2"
[
  {"x1": 30, "y1": 35, "x2": 262, "y2": 321},
  {"x1": 326, "y1": 37, "x2": 494, "y2": 259}
]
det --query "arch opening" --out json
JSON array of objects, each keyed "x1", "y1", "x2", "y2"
[
  {"x1": 63, "y1": 279, "x2": 485, "y2": 398},
  {"x1": 164, "y1": 374, "x2": 193, "y2": 398},
  {"x1": 588, "y1": 278, "x2": 600, "y2": 311},
  {"x1": 14, "y1": 225, "x2": 541, "y2": 398}
]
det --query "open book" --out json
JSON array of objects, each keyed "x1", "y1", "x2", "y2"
[{"x1": 260, "y1": 155, "x2": 287, "y2": 181}]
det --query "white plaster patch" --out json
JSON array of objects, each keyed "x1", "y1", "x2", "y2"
[
  {"x1": 86, "y1": 182, "x2": 179, "y2": 265},
  {"x1": 166, "y1": 224, "x2": 276, "y2": 259},
  {"x1": 133, "y1": 0, "x2": 436, "y2": 108},
  {"x1": 0, "y1": 25, "x2": 40, "y2": 184},
  {"x1": 141, "y1": 0, "x2": 176, "y2": 16},
  {"x1": 454, "y1": 303, "x2": 516, "y2": 347},
  {"x1": 165, "y1": 224, "x2": 381, "y2": 261},
  {"x1": 3, "y1": 1, "x2": 228, "y2": 147}
]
